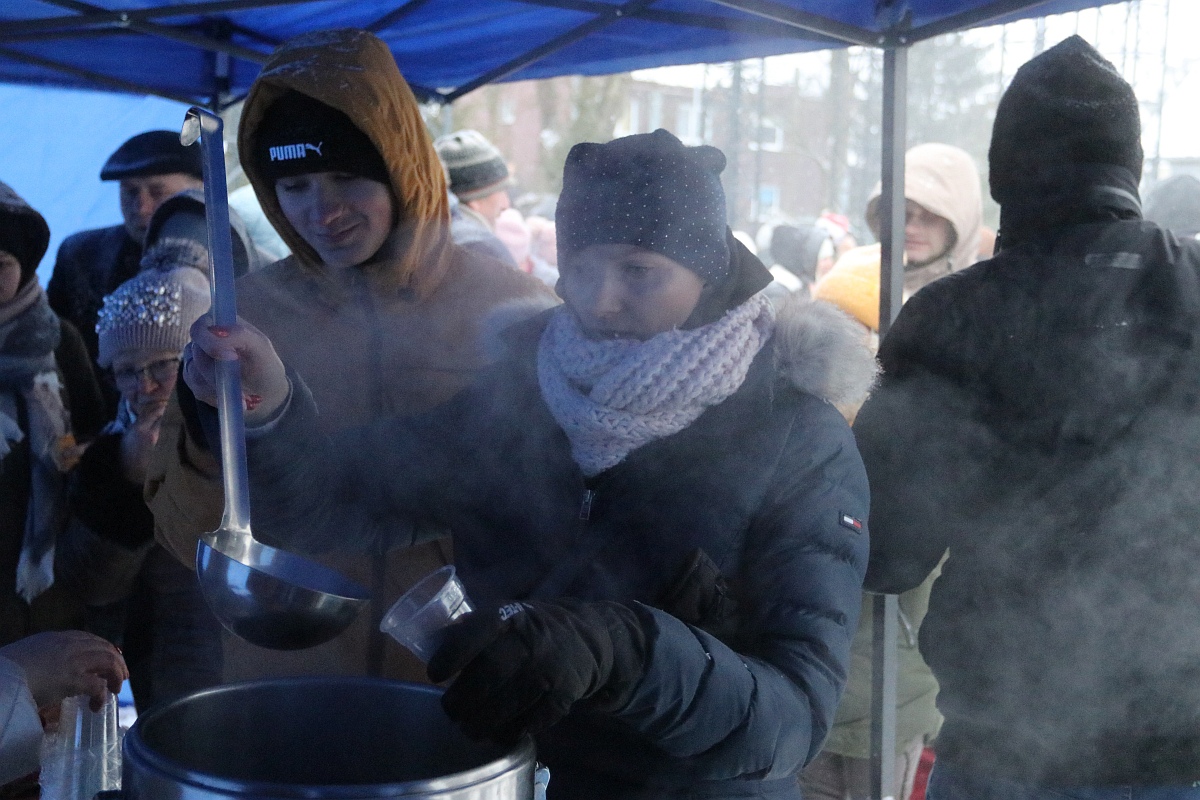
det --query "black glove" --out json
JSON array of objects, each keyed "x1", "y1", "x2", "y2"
[
  {"x1": 427, "y1": 599, "x2": 650, "y2": 744},
  {"x1": 657, "y1": 548, "x2": 738, "y2": 636}
]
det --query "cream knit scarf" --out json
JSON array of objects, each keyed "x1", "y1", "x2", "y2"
[{"x1": 537, "y1": 294, "x2": 775, "y2": 476}]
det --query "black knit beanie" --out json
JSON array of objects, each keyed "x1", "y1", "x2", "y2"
[
  {"x1": 253, "y1": 91, "x2": 390, "y2": 184},
  {"x1": 990, "y1": 35, "x2": 1142, "y2": 206},
  {"x1": 770, "y1": 223, "x2": 827, "y2": 284},
  {"x1": 557, "y1": 129, "x2": 733, "y2": 287}
]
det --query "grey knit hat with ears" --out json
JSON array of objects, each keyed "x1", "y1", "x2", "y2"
[
  {"x1": 96, "y1": 267, "x2": 211, "y2": 367},
  {"x1": 556, "y1": 128, "x2": 732, "y2": 286}
]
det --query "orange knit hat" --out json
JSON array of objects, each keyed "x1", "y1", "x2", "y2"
[{"x1": 813, "y1": 243, "x2": 881, "y2": 332}]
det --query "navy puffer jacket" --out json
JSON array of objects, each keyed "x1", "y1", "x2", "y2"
[{"x1": 246, "y1": 297, "x2": 875, "y2": 799}]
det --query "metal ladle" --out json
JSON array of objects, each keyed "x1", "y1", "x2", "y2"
[{"x1": 182, "y1": 108, "x2": 370, "y2": 650}]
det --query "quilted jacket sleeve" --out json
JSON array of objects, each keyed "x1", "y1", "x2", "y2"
[{"x1": 57, "y1": 433, "x2": 154, "y2": 606}]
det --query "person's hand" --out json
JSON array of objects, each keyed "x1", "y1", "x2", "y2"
[
  {"x1": 0, "y1": 631, "x2": 128, "y2": 711},
  {"x1": 184, "y1": 315, "x2": 289, "y2": 425},
  {"x1": 120, "y1": 399, "x2": 167, "y2": 484},
  {"x1": 53, "y1": 434, "x2": 89, "y2": 472},
  {"x1": 427, "y1": 600, "x2": 650, "y2": 745}
]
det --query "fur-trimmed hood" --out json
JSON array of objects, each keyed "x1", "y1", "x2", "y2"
[{"x1": 773, "y1": 293, "x2": 879, "y2": 410}]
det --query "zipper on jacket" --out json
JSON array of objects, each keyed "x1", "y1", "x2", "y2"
[
  {"x1": 579, "y1": 489, "x2": 596, "y2": 521},
  {"x1": 576, "y1": 469, "x2": 615, "y2": 523}
]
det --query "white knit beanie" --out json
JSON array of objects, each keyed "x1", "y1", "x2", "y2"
[{"x1": 96, "y1": 267, "x2": 211, "y2": 367}]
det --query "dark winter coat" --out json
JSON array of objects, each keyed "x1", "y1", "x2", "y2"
[
  {"x1": 0, "y1": 318, "x2": 104, "y2": 646},
  {"x1": 47, "y1": 224, "x2": 141, "y2": 414},
  {"x1": 56, "y1": 430, "x2": 222, "y2": 713},
  {"x1": 449, "y1": 193, "x2": 519, "y2": 269},
  {"x1": 244, "y1": 298, "x2": 874, "y2": 799},
  {"x1": 856, "y1": 217, "x2": 1200, "y2": 786}
]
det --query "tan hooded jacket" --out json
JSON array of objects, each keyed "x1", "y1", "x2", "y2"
[
  {"x1": 146, "y1": 29, "x2": 554, "y2": 684},
  {"x1": 865, "y1": 142, "x2": 983, "y2": 296}
]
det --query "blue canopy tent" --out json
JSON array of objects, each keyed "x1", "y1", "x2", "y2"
[
  {"x1": 0, "y1": 2, "x2": 1126, "y2": 797},
  {"x1": 3, "y1": 0, "x2": 1119, "y2": 108}
]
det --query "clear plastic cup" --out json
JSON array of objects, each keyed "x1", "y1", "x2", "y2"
[{"x1": 379, "y1": 566, "x2": 473, "y2": 662}]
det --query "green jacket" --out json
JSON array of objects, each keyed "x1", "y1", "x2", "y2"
[{"x1": 822, "y1": 566, "x2": 942, "y2": 759}]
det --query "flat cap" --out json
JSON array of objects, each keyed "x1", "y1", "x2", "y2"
[{"x1": 100, "y1": 130, "x2": 204, "y2": 182}]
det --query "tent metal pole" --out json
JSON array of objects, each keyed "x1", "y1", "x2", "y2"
[
  {"x1": 31, "y1": 0, "x2": 270, "y2": 63},
  {"x1": 511, "y1": 0, "x2": 829, "y2": 42},
  {"x1": 1, "y1": 28, "x2": 129, "y2": 44},
  {"x1": 3, "y1": 0, "x2": 321, "y2": 37},
  {"x1": 871, "y1": 39, "x2": 906, "y2": 800},
  {"x1": 0, "y1": 45, "x2": 201, "y2": 106},
  {"x1": 443, "y1": 0, "x2": 658, "y2": 102},
  {"x1": 870, "y1": 593, "x2": 900, "y2": 800},
  {"x1": 878, "y1": 47, "x2": 905, "y2": 334},
  {"x1": 705, "y1": 0, "x2": 877, "y2": 46},
  {"x1": 905, "y1": 0, "x2": 1059, "y2": 43},
  {"x1": 367, "y1": 0, "x2": 439, "y2": 34}
]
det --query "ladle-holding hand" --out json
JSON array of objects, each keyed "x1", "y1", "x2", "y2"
[{"x1": 185, "y1": 315, "x2": 290, "y2": 426}]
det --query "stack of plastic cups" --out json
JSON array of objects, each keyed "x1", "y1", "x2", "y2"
[{"x1": 39, "y1": 693, "x2": 121, "y2": 800}]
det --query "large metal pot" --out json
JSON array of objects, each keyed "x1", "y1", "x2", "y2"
[{"x1": 121, "y1": 677, "x2": 537, "y2": 800}]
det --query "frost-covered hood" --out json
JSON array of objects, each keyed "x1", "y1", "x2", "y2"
[{"x1": 238, "y1": 29, "x2": 452, "y2": 297}]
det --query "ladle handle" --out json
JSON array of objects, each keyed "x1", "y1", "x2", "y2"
[{"x1": 183, "y1": 108, "x2": 252, "y2": 535}]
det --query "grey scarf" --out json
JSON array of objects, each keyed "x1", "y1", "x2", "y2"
[{"x1": 0, "y1": 281, "x2": 68, "y2": 602}]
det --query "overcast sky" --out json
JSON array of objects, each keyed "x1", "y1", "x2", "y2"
[{"x1": 635, "y1": 0, "x2": 1196, "y2": 162}]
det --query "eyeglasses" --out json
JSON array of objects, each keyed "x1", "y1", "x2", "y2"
[{"x1": 113, "y1": 357, "x2": 181, "y2": 391}]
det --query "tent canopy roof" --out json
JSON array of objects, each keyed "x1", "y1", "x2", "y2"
[{"x1": 3, "y1": 0, "x2": 1120, "y2": 108}]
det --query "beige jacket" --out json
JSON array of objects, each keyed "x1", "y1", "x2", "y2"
[
  {"x1": 866, "y1": 142, "x2": 984, "y2": 296},
  {"x1": 147, "y1": 28, "x2": 553, "y2": 683}
]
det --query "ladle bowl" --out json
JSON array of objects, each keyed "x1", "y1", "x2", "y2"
[
  {"x1": 197, "y1": 533, "x2": 370, "y2": 651},
  {"x1": 184, "y1": 107, "x2": 370, "y2": 650}
]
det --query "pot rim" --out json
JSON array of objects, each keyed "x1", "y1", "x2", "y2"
[{"x1": 125, "y1": 677, "x2": 536, "y2": 798}]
